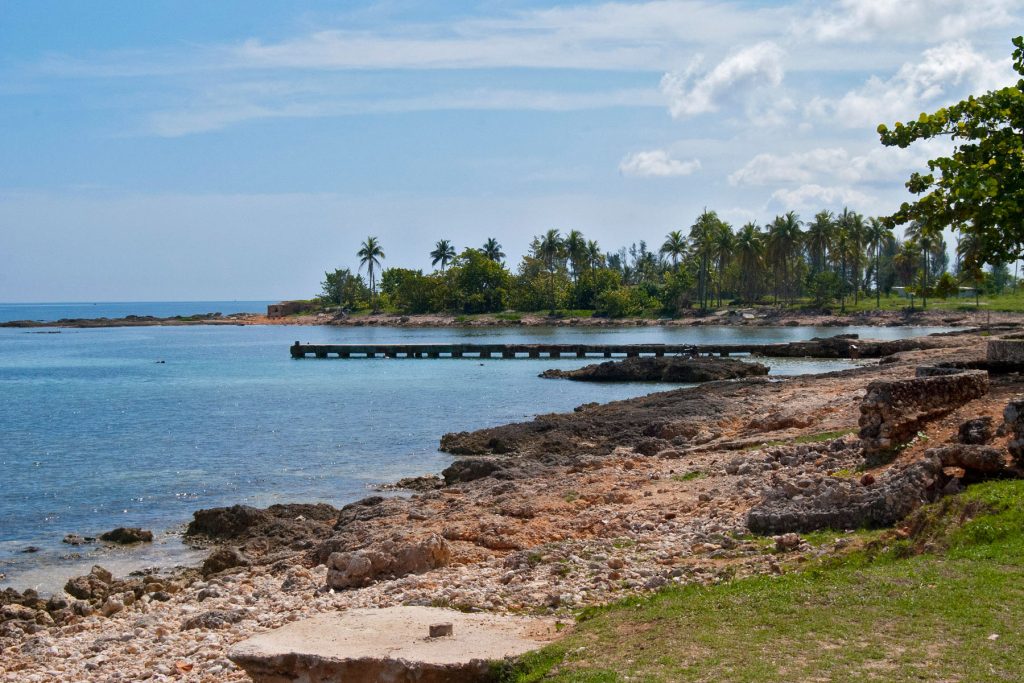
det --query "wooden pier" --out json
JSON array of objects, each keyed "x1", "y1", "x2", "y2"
[{"x1": 290, "y1": 341, "x2": 764, "y2": 359}]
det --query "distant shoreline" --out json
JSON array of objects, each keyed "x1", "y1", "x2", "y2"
[{"x1": 0, "y1": 307, "x2": 1013, "y2": 329}]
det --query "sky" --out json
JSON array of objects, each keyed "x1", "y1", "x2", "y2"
[{"x1": 0, "y1": 1, "x2": 1021, "y2": 302}]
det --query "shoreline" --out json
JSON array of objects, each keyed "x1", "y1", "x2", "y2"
[
  {"x1": 0, "y1": 306, "x2": 1010, "y2": 330},
  {"x1": 2, "y1": 326, "x2": 1023, "y2": 681}
]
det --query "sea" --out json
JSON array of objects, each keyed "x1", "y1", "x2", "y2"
[{"x1": 0, "y1": 302, "x2": 955, "y2": 592}]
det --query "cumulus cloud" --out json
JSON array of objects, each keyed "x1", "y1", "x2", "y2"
[
  {"x1": 619, "y1": 150, "x2": 701, "y2": 177},
  {"x1": 729, "y1": 140, "x2": 952, "y2": 187},
  {"x1": 806, "y1": 40, "x2": 1014, "y2": 128},
  {"x1": 770, "y1": 184, "x2": 875, "y2": 211},
  {"x1": 801, "y1": 0, "x2": 1019, "y2": 43},
  {"x1": 660, "y1": 41, "x2": 786, "y2": 118}
]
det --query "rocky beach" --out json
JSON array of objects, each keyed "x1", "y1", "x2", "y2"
[{"x1": 2, "y1": 325, "x2": 1024, "y2": 681}]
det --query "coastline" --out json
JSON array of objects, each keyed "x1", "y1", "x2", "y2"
[
  {"x1": 2, "y1": 325, "x2": 1022, "y2": 681},
  {"x1": 0, "y1": 306, "x2": 1009, "y2": 330}
]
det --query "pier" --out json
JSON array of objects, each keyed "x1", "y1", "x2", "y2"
[{"x1": 290, "y1": 341, "x2": 765, "y2": 359}]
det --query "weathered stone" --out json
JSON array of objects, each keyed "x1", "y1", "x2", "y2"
[
  {"x1": 429, "y1": 623, "x2": 453, "y2": 638},
  {"x1": 774, "y1": 533, "x2": 802, "y2": 552},
  {"x1": 748, "y1": 457, "x2": 942, "y2": 534},
  {"x1": 326, "y1": 534, "x2": 451, "y2": 590},
  {"x1": 180, "y1": 609, "x2": 246, "y2": 631},
  {"x1": 202, "y1": 547, "x2": 250, "y2": 576},
  {"x1": 229, "y1": 608, "x2": 558, "y2": 683},
  {"x1": 958, "y1": 416, "x2": 995, "y2": 445},
  {"x1": 540, "y1": 356, "x2": 769, "y2": 383},
  {"x1": 99, "y1": 527, "x2": 153, "y2": 544},
  {"x1": 858, "y1": 369, "x2": 989, "y2": 453},
  {"x1": 927, "y1": 444, "x2": 1008, "y2": 474},
  {"x1": 987, "y1": 339, "x2": 1024, "y2": 363},
  {"x1": 1004, "y1": 396, "x2": 1024, "y2": 465},
  {"x1": 64, "y1": 566, "x2": 113, "y2": 601}
]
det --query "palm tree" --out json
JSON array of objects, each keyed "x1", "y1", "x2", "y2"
[
  {"x1": 430, "y1": 239, "x2": 456, "y2": 273},
  {"x1": 586, "y1": 240, "x2": 603, "y2": 273},
  {"x1": 481, "y1": 238, "x2": 505, "y2": 263},
  {"x1": 689, "y1": 211, "x2": 720, "y2": 311},
  {"x1": 564, "y1": 230, "x2": 587, "y2": 284},
  {"x1": 660, "y1": 230, "x2": 687, "y2": 267},
  {"x1": 831, "y1": 220, "x2": 851, "y2": 312},
  {"x1": 845, "y1": 210, "x2": 867, "y2": 305},
  {"x1": 805, "y1": 210, "x2": 834, "y2": 276},
  {"x1": 357, "y1": 236, "x2": 385, "y2": 311},
  {"x1": 711, "y1": 221, "x2": 735, "y2": 307},
  {"x1": 865, "y1": 217, "x2": 894, "y2": 307},
  {"x1": 904, "y1": 222, "x2": 935, "y2": 308},
  {"x1": 766, "y1": 211, "x2": 803, "y2": 304},
  {"x1": 734, "y1": 222, "x2": 764, "y2": 302},
  {"x1": 538, "y1": 229, "x2": 564, "y2": 313}
]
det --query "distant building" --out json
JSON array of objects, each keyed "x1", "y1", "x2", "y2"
[{"x1": 267, "y1": 301, "x2": 316, "y2": 318}]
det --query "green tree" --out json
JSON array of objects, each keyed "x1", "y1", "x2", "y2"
[
  {"x1": 865, "y1": 217, "x2": 894, "y2": 308},
  {"x1": 450, "y1": 248, "x2": 512, "y2": 313},
  {"x1": 357, "y1": 236, "x2": 385, "y2": 311},
  {"x1": 481, "y1": 238, "x2": 505, "y2": 263},
  {"x1": 430, "y1": 239, "x2": 456, "y2": 273},
  {"x1": 767, "y1": 211, "x2": 803, "y2": 304},
  {"x1": 878, "y1": 36, "x2": 1024, "y2": 270},
  {"x1": 660, "y1": 230, "x2": 687, "y2": 267},
  {"x1": 734, "y1": 222, "x2": 764, "y2": 302},
  {"x1": 538, "y1": 229, "x2": 565, "y2": 313},
  {"x1": 564, "y1": 230, "x2": 587, "y2": 284},
  {"x1": 320, "y1": 268, "x2": 368, "y2": 309},
  {"x1": 805, "y1": 210, "x2": 834, "y2": 276}
]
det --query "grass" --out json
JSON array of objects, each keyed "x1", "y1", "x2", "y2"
[
  {"x1": 498, "y1": 480, "x2": 1024, "y2": 682},
  {"x1": 671, "y1": 471, "x2": 705, "y2": 482}
]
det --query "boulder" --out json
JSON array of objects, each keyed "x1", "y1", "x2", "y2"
[
  {"x1": 181, "y1": 609, "x2": 247, "y2": 631},
  {"x1": 927, "y1": 444, "x2": 1008, "y2": 474},
  {"x1": 957, "y1": 417, "x2": 994, "y2": 445},
  {"x1": 64, "y1": 566, "x2": 113, "y2": 601},
  {"x1": 539, "y1": 356, "x2": 769, "y2": 383},
  {"x1": 1004, "y1": 396, "x2": 1024, "y2": 465},
  {"x1": 99, "y1": 527, "x2": 153, "y2": 544},
  {"x1": 326, "y1": 534, "x2": 451, "y2": 590},
  {"x1": 202, "y1": 547, "x2": 251, "y2": 576}
]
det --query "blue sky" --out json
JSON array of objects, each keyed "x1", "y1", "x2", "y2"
[{"x1": 0, "y1": 0, "x2": 1020, "y2": 301}]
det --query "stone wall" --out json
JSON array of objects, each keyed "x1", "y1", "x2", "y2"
[
  {"x1": 858, "y1": 369, "x2": 989, "y2": 454},
  {"x1": 988, "y1": 339, "x2": 1024, "y2": 363}
]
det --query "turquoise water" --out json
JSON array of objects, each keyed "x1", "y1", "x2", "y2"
[
  {"x1": 0, "y1": 323, "x2": 953, "y2": 591},
  {"x1": 0, "y1": 301, "x2": 274, "y2": 323}
]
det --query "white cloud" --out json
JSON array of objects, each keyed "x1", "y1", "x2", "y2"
[
  {"x1": 729, "y1": 140, "x2": 953, "y2": 187},
  {"x1": 619, "y1": 150, "x2": 701, "y2": 177},
  {"x1": 660, "y1": 41, "x2": 786, "y2": 119},
  {"x1": 807, "y1": 40, "x2": 1014, "y2": 128},
  {"x1": 148, "y1": 87, "x2": 664, "y2": 137},
  {"x1": 800, "y1": 0, "x2": 1019, "y2": 43},
  {"x1": 770, "y1": 184, "x2": 875, "y2": 211}
]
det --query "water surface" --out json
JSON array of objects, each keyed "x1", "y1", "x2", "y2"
[{"x1": 0, "y1": 323, "x2": 952, "y2": 591}]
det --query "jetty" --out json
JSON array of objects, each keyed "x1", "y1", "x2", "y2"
[{"x1": 291, "y1": 341, "x2": 768, "y2": 359}]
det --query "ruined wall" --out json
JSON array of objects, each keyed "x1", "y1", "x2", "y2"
[{"x1": 858, "y1": 369, "x2": 989, "y2": 454}]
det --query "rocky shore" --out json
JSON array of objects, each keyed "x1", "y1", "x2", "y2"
[
  {"x1": 3, "y1": 327, "x2": 1024, "y2": 681},
  {"x1": 539, "y1": 356, "x2": 769, "y2": 382},
  {"x1": 0, "y1": 306, "x2": 1011, "y2": 330}
]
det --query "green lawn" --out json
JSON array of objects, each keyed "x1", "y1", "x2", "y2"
[{"x1": 499, "y1": 480, "x2": 1024, "y2": 683}]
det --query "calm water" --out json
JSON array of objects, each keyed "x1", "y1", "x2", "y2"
[
  {"x1": 0, "y1": 301, "x2": 274, "y2": 323},
  {"x1": 0, "y1": 322, "x2": 953, "y2": 591}
]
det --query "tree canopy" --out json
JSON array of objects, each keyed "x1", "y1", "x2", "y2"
[{"x1": 878, "y1": 36, "x2": 1024, "y2": 270}]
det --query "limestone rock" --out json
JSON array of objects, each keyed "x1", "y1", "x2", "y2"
[
  {"x1": 202, "y1": 547, "x2": 250, "y2": 576},
  {"x1": 99, "y1": 527, "x2": 153, "y2": 544},
  {"x1": 326, "y1": 534, "x2": 451, "y2": 590},
  {"x1": 539, "y1": 356, "x2": 769, "y2": 383}
]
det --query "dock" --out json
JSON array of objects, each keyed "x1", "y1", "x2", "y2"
[{"x1": 290, "y1": 341, "x2": 762, "y2": 359}]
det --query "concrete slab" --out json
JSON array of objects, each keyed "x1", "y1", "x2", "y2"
[{"x1": 229, "y1": 606, "x2": 561, "y2": 683}]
